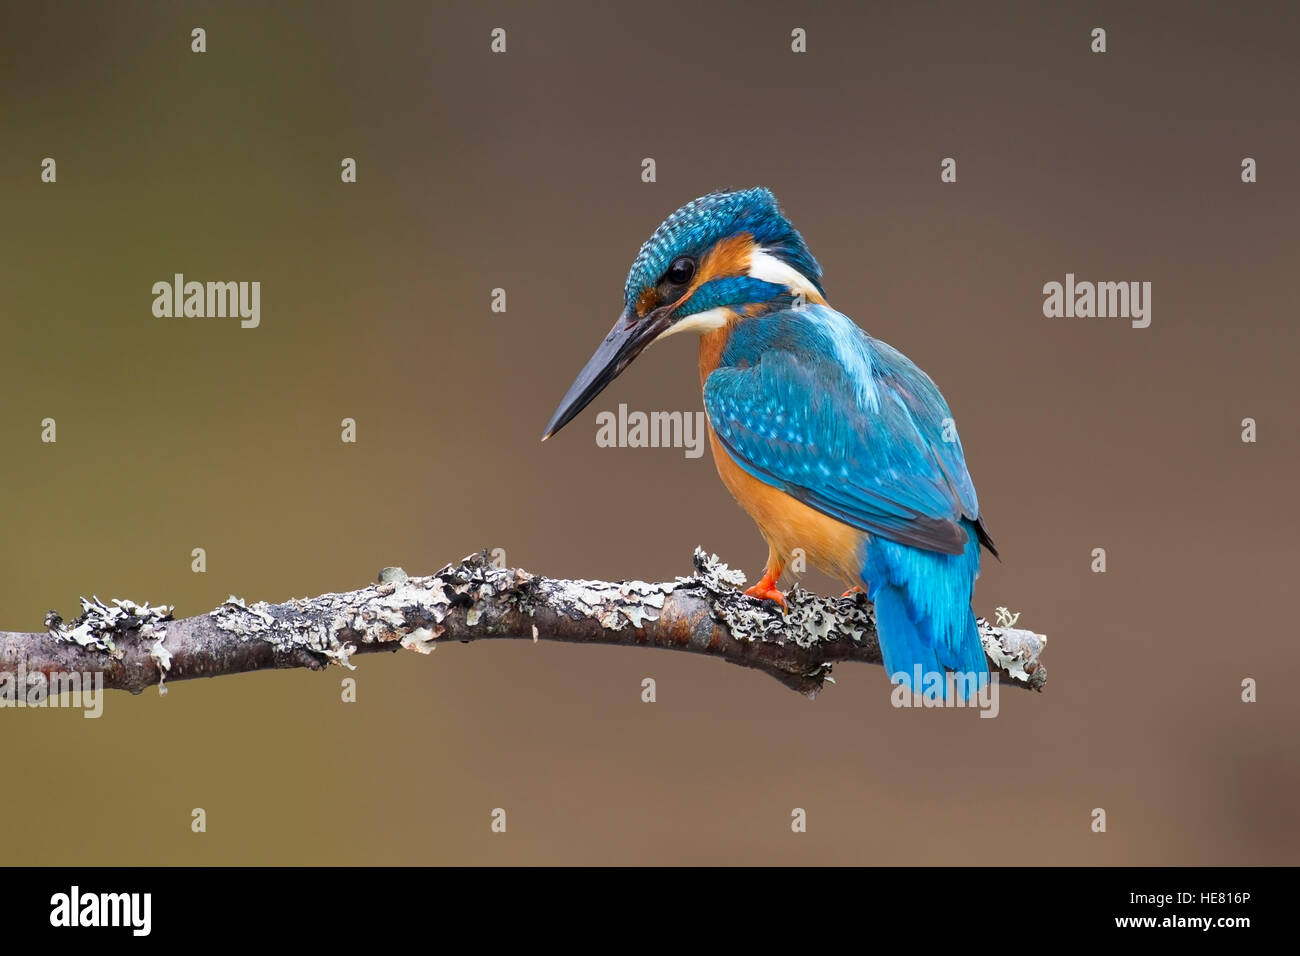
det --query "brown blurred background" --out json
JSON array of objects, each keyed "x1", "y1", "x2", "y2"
[{"x1": 1, "y1": 0, "x2": 1296, "y2": 865}]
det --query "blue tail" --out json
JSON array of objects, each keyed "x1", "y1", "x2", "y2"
[{"x1": 863, "y1": 520, "x2": 988, "y2": 701}]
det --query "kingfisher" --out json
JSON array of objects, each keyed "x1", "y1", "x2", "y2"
[{"x1": 543, "y1": 188, "x2": 997, "y2": 698}]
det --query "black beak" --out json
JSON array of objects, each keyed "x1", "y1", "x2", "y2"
[{"x1": 542, "y1": 306, "x2": 670, "y2": 440}]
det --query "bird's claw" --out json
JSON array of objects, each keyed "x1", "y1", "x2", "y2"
[{"x1": 744, "y1": 580, "x2": 788, "y2": 611}]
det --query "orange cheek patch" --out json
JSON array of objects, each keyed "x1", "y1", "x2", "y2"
[{"x1": 690, "y1": 233, "x2": 754, "y2": 294}]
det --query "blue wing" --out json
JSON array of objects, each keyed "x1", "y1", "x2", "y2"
[{"x1": 704, "y1": 305, "x2": 988, "y2": 555}]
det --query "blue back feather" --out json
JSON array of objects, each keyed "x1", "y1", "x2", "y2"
[
  {"x1": 705, "y1": 305, "x2": 981, "y2": 554},
  {"x1": 702, "y1": 304, "x2": 990, "y2": 700}
]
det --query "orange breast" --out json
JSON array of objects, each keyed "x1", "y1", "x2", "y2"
[
  {"x1": 704, "y1": 424, "x2": 868, "y2": 587},
  {"x1": 697, "y1": 320, "x2": 868, "y2": 586}
]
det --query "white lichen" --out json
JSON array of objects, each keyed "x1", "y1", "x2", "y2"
[
  {"x1": 681, "y1": 549, "x2": 748, "y2": 591},
  {"x1": 400, "y1": 626, "x2": 441, "y2": 654},
  {"x1": 536, "y1": 574, "x2": 673, "y2": 633},
  {"x1": 683, "y1": 550, "x2": 873, "y2": 650},
  {"x1": 47, "y1": 596, "x2": 175, "y2": 659},
  {"x1": 210, "y1": 593, "x2": 357, "y2": 669},
  {"x1": 978, "y1": 619, "x2": 1047, "y2": 687}
]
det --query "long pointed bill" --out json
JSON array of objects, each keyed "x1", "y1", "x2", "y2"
[{"x1": 542, "y1": 307, "x2": 670, "y2": 440}]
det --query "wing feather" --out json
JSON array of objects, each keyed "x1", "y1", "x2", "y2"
[{"x1": 703, "y1": 309, "x2": 985, "y2": 556}]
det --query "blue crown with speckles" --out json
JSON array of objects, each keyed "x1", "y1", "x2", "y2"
[{"x1": 622, "y1": 188, "x2": 824, "y2": 307}]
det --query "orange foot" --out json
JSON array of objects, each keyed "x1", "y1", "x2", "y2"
[
  {"x1": 841, "y1": 586, "x2": 865, "y2": 598},
  {"x1": 745, "y1": 575, "x2": 788, "y2": 610}
]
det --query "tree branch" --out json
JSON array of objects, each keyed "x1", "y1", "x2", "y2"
[{"x1": 0, "y1": 549, "x2": 1047, "y2": 698}]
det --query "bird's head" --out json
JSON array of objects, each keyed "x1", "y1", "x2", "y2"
[{"x1": 543, "y1": 187, "x2": 823, "y2": 439}]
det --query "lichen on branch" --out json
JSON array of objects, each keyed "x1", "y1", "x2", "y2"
[{"x1": 0, "y1": 549, "x2": 1048, "y2": 698}]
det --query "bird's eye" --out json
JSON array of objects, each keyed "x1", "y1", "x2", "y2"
[{"x1": 665, "y1": 256, "x2": 696, "y2": 286}]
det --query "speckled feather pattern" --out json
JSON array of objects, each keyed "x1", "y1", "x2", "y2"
[
  {"x1": 705, "y1": 304, "x2": 981, "y2": 555},
  {"x1": 623, "y1": 188, "x2": 824, "y2": 307}
]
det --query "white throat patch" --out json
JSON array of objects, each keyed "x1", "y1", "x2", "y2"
[{"x1": 653, "y1": 306, "x2": 732, "y2": 342}]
